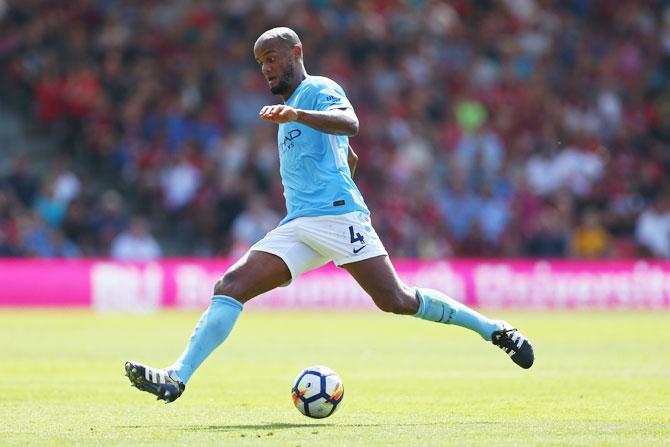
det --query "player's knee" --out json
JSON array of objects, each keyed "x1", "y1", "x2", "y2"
[
  {"x1": 213, "y1": 270, "x2": 249, "y2": 302},
  {"x1": 373, "y1": 287, "x2": 417, "y2": 315},
  {"x1": 212, "y1": 275, "x2": 231, "y2": 297},
  {"x1": 375, "y1": 299, "x2": 401, "y2": 314}
]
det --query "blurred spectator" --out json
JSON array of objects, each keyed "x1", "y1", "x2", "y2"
[
  {"x1": 525, "y1": 206, "x2": 568, "y2": 258},
  {"x1": 477, "y1": 183, "x2": 511, "y2": 245},
  {"x1": 525, "y1": 146, "x2": 560, "y2": 197},
  {"x1": 51, "y1": 158, "x2": 81, "y2": 205},
  {"x1": 0, "y1": 188, "x2": 24, "y2": 256},
  {"x1": 33, "y1": 179, "x2": 68, "y2": 227},
  {"x1": 91, "y1": 190, "x2": 128, "y2": 250},
  {"x1": 4, "y1": 156, "x2": 38, "y2": 207},
  {"x1": 438, "y1": 168, "x2": 480, "y2": 241},
  {"x1": 571, "y1": 209, "x2": 611, "y2": 258},
  {"x1": 110, "y1": 216, "x2": 162, "y2": 260},
  {"x1": 454, "y1": 101, "x2": 505, "y2": 189},
  {"x1": 635, "y1": 190, "x2": 670, "y2": 258},
  {"x1": 552, "y1": 146, "x2": 605, "y2": 197},
  {"x1": 25, "y1": 224, "x2": 81, "y2": 258},
  {"x1": 230, "y1": 195, "x2": 280, "y2": 257},
  {"x1": 526, "y1": 145, "x2": 605, "y2": 198},
  {"x1": 160, "y1": 150, "x2": 203, "y2": 211}
]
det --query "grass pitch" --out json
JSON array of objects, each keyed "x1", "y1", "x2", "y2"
[{"x1": 1, "y1": 309, "x2": 668, "y2": 446}]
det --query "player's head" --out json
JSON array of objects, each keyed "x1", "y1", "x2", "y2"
[{"x1": 254, "y1": 27, "x2": 305, "y2": 97}]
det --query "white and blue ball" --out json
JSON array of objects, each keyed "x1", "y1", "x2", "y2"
[{"x1": 291, "y1": 365, "x2": 344, "y2": 418}]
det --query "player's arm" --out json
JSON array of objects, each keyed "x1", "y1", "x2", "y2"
[
  {"x1": 259, "y1": 105, "x2": 359, "y2": 136},
  {"x1": 348, "y1": 145, "x2": 358, "y2": 178}
]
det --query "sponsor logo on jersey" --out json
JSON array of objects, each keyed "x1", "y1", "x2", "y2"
[{"x1": 280, "y1": 128, "x2": 302, "y2": 153}]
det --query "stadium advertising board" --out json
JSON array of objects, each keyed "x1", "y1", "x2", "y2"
[{"x1": 1, "y1": 259, "x2": 669, "y2": 311}]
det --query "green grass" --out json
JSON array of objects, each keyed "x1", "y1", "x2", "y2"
[{"x1": 1, "y1": 310, "x2": 669, "y2": 446}]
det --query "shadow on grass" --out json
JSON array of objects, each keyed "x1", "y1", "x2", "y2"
[
  {"x1": 179, "y1": 423, "x2": 330, "y2": 432},
  {"x1": 174, "y1": 421, "x2": 492, "y2": 432},
  {"x1": 117, "y1": 423, "x2": 328, "y2": 432},
  {"x1": 119, "y1": 420, "x2": 499, "y2": 433}
]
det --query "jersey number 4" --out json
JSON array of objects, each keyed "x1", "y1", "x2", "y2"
[{"x1": 349, "y1": 226, "x2": 365, "y2": 244}]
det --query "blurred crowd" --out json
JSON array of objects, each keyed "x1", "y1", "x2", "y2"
[{"x1": 1, "y1": 0, "x2": 670, "y2": 259}]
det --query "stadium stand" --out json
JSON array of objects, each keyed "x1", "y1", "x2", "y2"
[{"x1": 1, "y1": 0, "x2": 669, "y2": 258}]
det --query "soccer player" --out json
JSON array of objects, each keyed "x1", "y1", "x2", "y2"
[{"x1": 125, "y1": 27, "x2": 534, "y2": 403}]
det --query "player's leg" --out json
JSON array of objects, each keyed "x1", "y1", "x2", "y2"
[
  {"x1": 126, "y1": 220, "x2": 331, "y2": 402},
  {"x1": 341, "y1": 255, "x2": 500, "y2": 338},
  {"x1": 298, "y1": 212, "x2": 504, "y2": 338},
  {"x1": 342, "y1": 255, "x2": 534, "y2": 368},
  {"x1": 166, "y1": 250, "x2": 291, "y2": 381},
  {"x1": 126, "y1": 250, "x2": 291, "y2": 402}
]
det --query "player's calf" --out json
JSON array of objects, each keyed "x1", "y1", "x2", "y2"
[
  {"x1": 369, "y1": 285, "x2": 419, "y2": 315},
  {"x1": 412, "y1": 288, "x2": 535, "y2": 368}
]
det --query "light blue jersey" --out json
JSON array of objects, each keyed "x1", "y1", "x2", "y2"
[{"x1": 277, "y1": 75, "x2": 369, "y2": 225}]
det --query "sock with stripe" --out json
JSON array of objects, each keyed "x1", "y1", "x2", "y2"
[
  {"x1": 413, "y1": 288, "x2": 501, "y2": 341},
  {"x1": 168, "y1": 295, "x2": 243, "y2": 383}
]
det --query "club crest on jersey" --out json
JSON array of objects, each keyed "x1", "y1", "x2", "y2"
[{"x1": 280, "y1": 128, "x2": 302, "y2": 153}]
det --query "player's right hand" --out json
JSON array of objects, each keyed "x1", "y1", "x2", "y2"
[{"x1": 259, "y1": 104, "x2": 299, "y2": 124}]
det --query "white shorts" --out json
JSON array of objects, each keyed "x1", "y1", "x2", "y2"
[{"x1": 250, "y1": 211, "x2": 388, "y2": 284}]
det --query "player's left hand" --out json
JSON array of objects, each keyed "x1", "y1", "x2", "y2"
[{"x1": 259, "y1": 105, "x2": 299, "y2": 123}]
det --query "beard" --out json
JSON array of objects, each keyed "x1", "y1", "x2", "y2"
[{"x1": 270, "y1": 63, "x2": 294, "y2": 95}]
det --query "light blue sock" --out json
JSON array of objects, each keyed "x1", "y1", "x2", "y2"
[
  {"x1": 168, "y1": 295, "x2": 243, "y2": 383},
  {"x1": 414, "y1": 288, "x2": 500, "y2": 341}
]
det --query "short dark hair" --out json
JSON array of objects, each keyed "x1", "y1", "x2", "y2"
[{"x1": 254, "y1": 27, "x2": 302, "y2": 53}]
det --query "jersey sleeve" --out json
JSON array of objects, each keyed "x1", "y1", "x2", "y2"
[{"x1": 314, "y1": 81, "x2": 353, "y2": 111}]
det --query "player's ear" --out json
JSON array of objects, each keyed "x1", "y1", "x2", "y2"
[{"x1": 292, "y1": 44, "x2": 303, "y2": 61}]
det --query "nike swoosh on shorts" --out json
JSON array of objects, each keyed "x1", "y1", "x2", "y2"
[{"x1": 353, "y1": 245, "x2": 367, "y2": 254}]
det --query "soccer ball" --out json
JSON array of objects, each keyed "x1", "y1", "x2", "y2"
[{"x1": 291, "y1": 365, "x2": 344, "y2": 418}]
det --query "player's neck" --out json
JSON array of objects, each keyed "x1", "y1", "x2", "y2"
[{"x1": 280, "y1": 72, "x2": 307, "y2": 102}]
